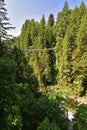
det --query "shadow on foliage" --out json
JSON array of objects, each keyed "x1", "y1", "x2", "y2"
[
  {"x1": 9, "y1": 46, "x2": 39, "y2": 96},
  {"x1": 19, "y1": 88, "x2": 69, "y2": 130},
  {"x1": 73, "y1": 104, "x2": 87, "y2": 130}
]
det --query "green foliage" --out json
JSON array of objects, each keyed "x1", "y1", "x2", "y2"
[
  {"x1": 1, "y1": 1, "x2": 87, "y2": 130},
  {"x1": 0, "y1": 0, "x2": 14, "y2": 57},
  {"x1": 19, "y1": 83, "x2": 38, "y2": 130},
  {"x1": 37, "y1": 118, "x2": 60, "y2": 130},
  {"x1": 10, "y1": 47, "x2": 39, "y2": 93},
  {"x1": 47, "y1": 13, "x2": 55, "y2": 27},
  {"x1": 55, "y1": 1, "x2": 70, "y2": 38},
  {"x1": 72, "y1": 11, "x2": 87, "y2": 95},
  {"x1": 9, "y1": 0, "x2": 87, "y2": 96},
  {"x1": 20, "y1": 19, "x2": 39, "y2": 49},
  {"x1": 21, "y1": 93, "x2": 68, "y2": 130},
  {"x1": 0, "y1": 58, "x2": 22, "y2": 130},
  {"x1": 26, "y1": 15, "x2": 55, "y2": 86},
  {"x1": 0, "y1": 0, "x2": 14, "y2": 41},
  {"x1": 73, "y1": 104, "x2": 87, "y2": 130},
  {"x1": 19, "y1": 85, "x2": 68, "y2": 130},
  {"x1": 55, "y1": 1, "x2": 87, "y2": 95},
  {"x1": 62, "y1": 1, "x2": 69, "y2": 11}
]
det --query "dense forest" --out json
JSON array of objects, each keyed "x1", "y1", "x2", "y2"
[{"x1": 0, "y1": 0, "x2": 87, "y2": 129}]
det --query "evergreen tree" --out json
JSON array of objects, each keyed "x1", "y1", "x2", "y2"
[
  {"x1": 29, "y1": 15, "x2": 53, "y2": 86},
  {"x1": 20, "y1": 20, "x2": 32, "y2": 49},
  {"x1": 47, "y1": 13, "x2": 54, "y2": 27},
  {"x1": 62, "y1": 0, "x2": 69, "y2": 11},
  {"x1": 79, "y1": 0, "x2": 86, "y2": 15},
  {"x1": 0, "y1": 0, "x2": 14, "y2": 57},
  {"x1": 55, "y1": 1, "x2": 70, "y2": 85},
  {"x1": 73, "y1": 11, "x2": 87, "y2": 95},
  {"x1": 55, "y1": 1, "x2": 87, "y2": 91},
  {"x1": 69, "y1": 1, "x2": 86, "y2": 37},
  {"x1": 20, "y1": 19, "x2": 39, "y2": 49},
  {"x1": 9, "y1": 47, "x2": 39, "y2": 94},
  {"x1": 46, "y1": 15, "x2": 56, "y2": 84},
  {"x1": 55, "y1": 1, "x2": 70, "y2": 37},
  {"x1": 58, "y1": 27, "x2": 76, "y2": 87},
  {"x1": 0, "y1": 0, "x2": 14, "y2": 41}
]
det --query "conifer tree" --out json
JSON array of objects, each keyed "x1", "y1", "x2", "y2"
[
  {"x1": 0, "y1": 0, "x2": 13, "y2": 42},
  {"x1": 73, "y1": 11, "x2": 87, "y2": 95},
  {"x1": 69, "y1": 1, "x2": 86, "y2": 35},
  {"x1": 62, "y1": 0, "x2": 69, "y2": 11},
  {"x1": 55, "y1": 1, "x2": 70, "y2": 37},
  {"x1": 33, "y1": 15, "x2": 52, "y2": 86},
  {"x1": 20, "y1": 19, "x2": 39, "y2": 49},
  {"x1": 46, "y1": 14, "x2": 56, "y2": 84},
  {"x1": 58, "y1": 27, "x2": 76, "y2": 86},
  {"x1": 20, "y1": 20, "x2": 32, "y2": 49},
  {"x1": 47, "y1": 13, "x2": 54, "y2": 27},
  {"x1": 0, "y1": 0, "x2": 14, "y2": 57},
  {"x1": 55, "y1": 1, "x2": 70, "y2": 85}
]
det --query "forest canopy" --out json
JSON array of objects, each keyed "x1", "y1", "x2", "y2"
[{"x1": 0, "y1": 0, "x2": 87, "y2": 130}]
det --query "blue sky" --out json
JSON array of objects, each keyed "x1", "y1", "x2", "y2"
[{"x1": 5, "y1": 0, "x2": 87, "y2": 36}]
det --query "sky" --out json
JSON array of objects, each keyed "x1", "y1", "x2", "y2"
[{"x1": 5, "y1": 0, "x2": 87, "y2": 36}]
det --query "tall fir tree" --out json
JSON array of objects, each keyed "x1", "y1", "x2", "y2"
[
  {"x1": 55, "y1": 1, "x2": 70, "y2": 85},
  {"x1": 0, "y1": 0, "x2": 14, "y2": 41},
  {"x1": 46, "y1": 13, "x2": 56, "y2": 84},
  {"x1": 33, "y1": 15, "x2": 52, "y2": 86},
  {"x1": 47, "y1": 13, "x2": 54, "y2": 27},
  {"x1": 73, "y1": 11, "x2": 87, "y2": 95},
  {"x1": 0, "y1": 0, "x2": 14, "y2": 57},
  {"x1": 55, "y1": 0, "x2": 70, "y2": 37}
]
